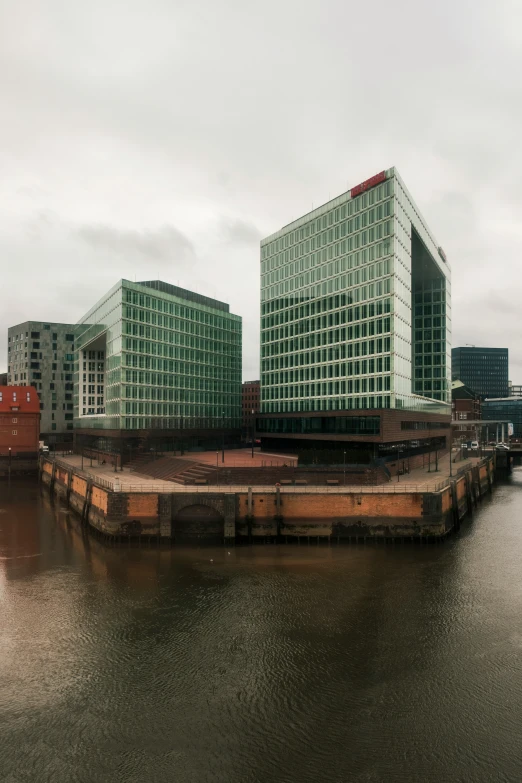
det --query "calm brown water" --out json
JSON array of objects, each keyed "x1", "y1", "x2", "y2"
[{"x1": 1, "y1": 474, "x2": 522, "y2": 782}]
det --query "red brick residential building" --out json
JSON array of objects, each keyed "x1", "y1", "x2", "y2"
[
  {"x1": 452, "y1": 380, "x2": 481, "y2": 442},
  {"x1": 242, "y1": 380, "x2": 260, "y2": 439},
  {"x1": 0, "y1": 386, "x2": 40, "y2": 456}
]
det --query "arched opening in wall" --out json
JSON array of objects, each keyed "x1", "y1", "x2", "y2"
[{"x1": 173, "y1": 504, "x2": 224, "y2": 543}]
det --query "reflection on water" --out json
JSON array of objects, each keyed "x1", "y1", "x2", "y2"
[{"x1": 1, "y1": 476, "x2": 522, "y2": 782}]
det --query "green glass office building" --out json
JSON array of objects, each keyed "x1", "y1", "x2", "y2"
[
  {"x1": 74, "y1": 280, "x2": 242, "y2": 452},
  {"x1": 258, "y1": 167, "x2": 451, "y2": 456}
]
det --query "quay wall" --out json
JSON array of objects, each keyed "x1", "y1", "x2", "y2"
[{"x1": 40, "y1": 455, "x2": 497, "y2": 543}]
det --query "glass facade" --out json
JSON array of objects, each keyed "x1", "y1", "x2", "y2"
[
  {"x1": 257, "y1": 415, "x2": 380, "y2": 436},
  {"x1": 452, "y1": 347, "x2": 508, "y2": 400},
  {"x1": 482, "y1": 398, "x2": 522, "y2": 438},
  {"x1": 74, "y1": 280, "x2": 242, "y2": 431},
  {"x1": 260, "y1": 167, "x2": 451, "y2": 417}
]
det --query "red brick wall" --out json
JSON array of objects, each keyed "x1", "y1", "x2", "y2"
[
  {"x1": 242, "y1": 382, "x2": 260, "y2": 428},
  {"x1": 238, "y1": 491, "x2": 424, "y2": 521},
  {"x1": 0, "y1": 412, "x2": 40, "y2": 455}
]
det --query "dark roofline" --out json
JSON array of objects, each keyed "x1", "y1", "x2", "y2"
[{"x1": 136, "y1": 280, "x2": 230, "y2": 313}]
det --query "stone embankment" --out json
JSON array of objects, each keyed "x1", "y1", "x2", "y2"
[{"x1": 39, "y1": 454, "x2": 496, "y2": 543}]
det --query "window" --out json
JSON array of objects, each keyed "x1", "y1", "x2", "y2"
[
  {"x1": 12, "y1": 430, "x2": 17, "y2": 435},
  {"x1": 12, "y1": 417, "x2": 17, "y2": 423}
]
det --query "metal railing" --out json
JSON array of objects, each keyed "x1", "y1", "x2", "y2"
[{"x1": 44, "y1": 455, "x2": 492, "y2": 495}]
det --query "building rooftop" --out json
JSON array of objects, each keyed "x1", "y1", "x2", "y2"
[
  {"x1": 453, "y1": 346, "x2": 508, "y2": 352},
  {"x1": 0, "y1": 386, "x2": 40, "y2": 413},
  {"x1": 137, "y1": 280, "x2": 230, "y2": 313}
]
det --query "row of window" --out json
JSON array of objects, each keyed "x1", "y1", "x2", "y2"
[
  {"x1": 262, "y1": 224, "x2": 393, "y2": 287},
  {"x1": 123, "y1": 307, "x2": 240, "y2": 339},
  {"x1": 0, "y1": 390, "x2": 32, "y2": 402},
  {"x1": 261, "y1": 180, "x2": 393, "y2": 259},
  {"x1": 123, "y1": 290, "x2": 239, "y2": 330},
  {"x1": 119, "y1": 358, "x2": 240, "y2": 384},
  {"x1": 400, "y1": 421, "x2": 448, "y2": 430},
  {"x1": 262, "y1": 320, "x2": 392, "y2": 358},
  {"x1": 121, "y1": 402, "x2": 238, "y2": 416},
  {"x1": 263, "y1": 295, "x2": 392, "y2": 327},
  {"x1": 263, "y1": 337, "x2": 393, "y2": 373},
  {"x1": 122, "y1": 370, "x2": 239, "y2": 394},
  {"x1": 263, "y1": 312, "x2": 392, "y2": 347},
  {"x1": 121, "y1": 416, "x2": 242, "y2": 430},
  {"x1": 263, "y1": 259, "x2": 393, "y2": 303},
  {"x1": 264, "y1": 356, "x2": 392, "y2": 384},
  {"x1": 9, "y1": 329, "x2": 74, "y2": 341},
  {"x1": 262, "y1": 396, "x2": 392, "y2": 413},
  {"x1": 263, "y1": 376, "x2": 392, "y2": 400},
  {"x1": 257, "y1": 415, "x2": 381, "y2": 435},
  {"x1": 123, "y1": 321, "x2": 241, "y2": 352},
  {"x1": 262, "y1": 229, "x2": 393, "y2": 295},
  {"x1": 123, "y1": 337, "x2": 240, "y2": 363}
]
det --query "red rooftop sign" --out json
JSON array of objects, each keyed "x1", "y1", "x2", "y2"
[{"x1": 350, "y1": 170, "x2": 387, "y2": 198}]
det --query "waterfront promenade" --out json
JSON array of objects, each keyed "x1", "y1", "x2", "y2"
[{"x1": 51, "y1": 450, "x2": 483, "y2": 495}]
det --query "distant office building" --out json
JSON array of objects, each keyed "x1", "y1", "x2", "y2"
[
  {"x1": 74, "y1": 279, "x2": 242, "y2": 455},
  {"x1": 451, "y1": 347, "x2": 508, "y2": 400},
  {"x1": 482, "y1": 397, "x2": 522, "y2": 439},
  {"x1": 242, "y1": 380, "x2": 260, "y2": 438},
  {"x1": 7, "y1": 321, "x2": 76, "y2": 441},
  {"x1": 0, "y1": 372, "x2": 7, "y2": 386},
  {"x1": 258, "y1": 167, "x2": 451, "y2": 459},
  {"x1": 0, "y1": 385, "x2": 40, "y2": 456},
  {"x1": 509, "y1": 383, "x2": 522, "y2": 397}
]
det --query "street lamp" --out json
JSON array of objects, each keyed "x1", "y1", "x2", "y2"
[
  {"x1": 216, "y1": 450, "x2": 219, "y2": 485},
  {"x1": 343, "y1": 450, "x2": 346, "y2": 486},
  {"x1": 179, "y1": 393, "x2": 184, "y2": 456},
  {"x1": 221, "y1": 410, "x2": 225, "y2": 464},
  {"x1": 251, "y1": 409, "x2": 255, "y2": 459},
  {"x1": 8, "y1": 447, "x2": 11, "y2": 481}
]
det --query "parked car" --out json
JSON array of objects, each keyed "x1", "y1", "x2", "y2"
[
  {"x1": 496, "y1": 443, "x2": 510, "y2": 450},
  {"x1": 470, "y1": 441, "x2": 479, "y2": 450}
]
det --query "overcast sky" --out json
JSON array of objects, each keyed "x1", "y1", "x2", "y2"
[{"x1": 1, "y1": 0, "x2": 522, "y2": 382}]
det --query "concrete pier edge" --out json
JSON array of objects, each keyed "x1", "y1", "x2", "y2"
[{"x1": 39, "y1": 453, "x2": 497, "y2": 544}]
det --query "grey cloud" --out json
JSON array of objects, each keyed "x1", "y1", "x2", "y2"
[
  {"x1": 1, "y1": 0, "x2": 522, "y2": 380},
  {"x1": 75, "y1": 224, "x2": 195, "y2": 262},
  {"x1": 219, "y1": 218, "x2": 262, "y2": 245}
]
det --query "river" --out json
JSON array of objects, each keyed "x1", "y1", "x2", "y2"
[{"x1": 1, "y1": 472, "x2": 522, "y2": 782}]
